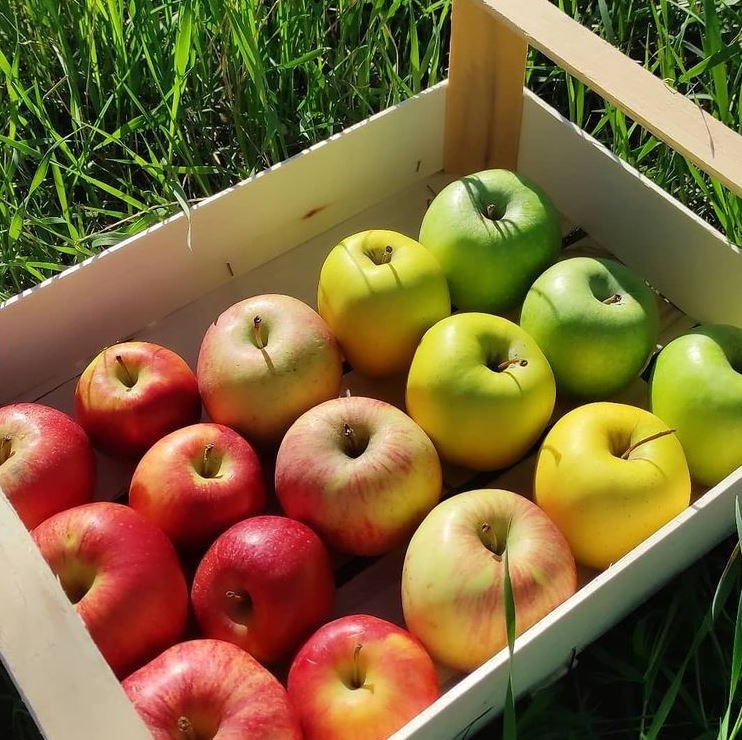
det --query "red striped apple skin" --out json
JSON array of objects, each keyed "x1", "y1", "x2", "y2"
[
  {"x1": 0, "y1": 402, "x2": 96, "y2": 529},
  {"x1": 123, "y1": 639, "x2": 302, "y2": 740},
  {"x1": 191, "y1": 515, "x2": 336, "y2": 666},
  {"x1": 287, "y1": 614, "x2": 440, "y2": 740},
  {"x1": 401, "y1": 488, "x2": 577, "y2": 673},
  {"x1": 32, "y1": 502, "x2": 189, "y2": 678}
]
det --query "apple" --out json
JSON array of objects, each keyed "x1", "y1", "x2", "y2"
[
  {"x1": 649, "y1": 323, "x2": 742, "y2": 487},
  {"x1": 128, "y1": 422, "x2": 267, "y2": 553},
  {"x1": 275, "y1": 395, "x2": 442, "y2": 556},
  {"x1": 191, "y1": 514, "x2": 335, "y2": 665},
  {"x1": 405, "y1": 312, "x2": 556, "y2": 471},
  {"x1": 0, "y1": 402, "x2": 96, "y2": 529},
  {"x1": 287, "y1": 614, "x2": 440, "y2": 740},
  {"x1": 197, "y1": 293, "x2": 344, "y2": 450},
  {"x1": 418, "y1": 168, "x2": 561, "y2": 314},
  {"x1": 401, "y1": 488, "x2": 577, "y2": 673},
  {"x1": 123, "y1": 638, "x2": 302, "y2": 740},
  {"x1": 75, "y1": 341, "x2": 202, "y2": 460},
  {"x1": 534, "y1": 402, "x2": 691, "y2": 570},
  {"x1": 31, "y1": 501, "x2": 189, "y2": 677},
  {"x1": 519, "y1": 256, "x2": 660, "y2": 399},
  {"x1": 316, "y1": 229, "x2": 450, "y2": 377}
]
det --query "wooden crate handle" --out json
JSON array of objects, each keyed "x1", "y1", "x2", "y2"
[{"x1": 445, "y1": 0, "x2": 742, "y2": 201}]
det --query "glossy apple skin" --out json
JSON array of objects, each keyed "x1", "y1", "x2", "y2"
[
  {"x1": 519, "y1": 256, "x2": 660, "y2": 399},
  {"x1": 75, "y1": 341, "x2": 201, "y2": 460},
  {"x1": 287, "y1": 614, "x2": 440, "y2": 740},
  {"x1": 197, "y1": 293, "x2": 344, "y2": 449},
  {"x1": 0, "y1": 403, "x2": 96, "y2": 529},
  {"x1": 418, "y1": 169, "x2": 561, "y2": 314},
  {"x1": 129, "y1": 422, "x2": 266, "y2": 553},
  {"x1": 31, "y1": 502, "x2": 189, "y2": 677},
  {"x1": 406, "y1": 313, "x2": 556, "y2": 471},
  {"x1": 649, "y1": 324, "x2": 742, "y2": 487},
  {"x1": 402, "y1": 488, "x2": 576, "y2": 673},
  {"x1": 275, "y1": 396, "x2": 442, "y2": 556},
  {"x1": 191, "y1": 515, "x2": 335, "y2": 665},
  {"x1": 534, "y1": 402, "x2": 691, "y2": 570},
  {"x1": 317, "y1": 229, "x2": 450, "y2": 377},
  {"x1": 123, "y1": 639, "x2": 302, "y2": 740}
]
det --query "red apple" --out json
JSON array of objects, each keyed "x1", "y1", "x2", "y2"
[
  {"x1": 0, "y1": 402, "x2": 95, "y2": 529},
  {"x1": 287, "y1": 614, "x2": 440, "y2": 740},
  {"x1": 275, "y1": 396, "x2": 442, "y2": 556},
  {"x1": 401, "y1": 488, "x2": 578, "y2": 672},
  {"x1": 191, "y1": 515, "x2": 335, "y2": 665},
  {"x1": 196, "y1": 293, "x2": 344, "y2": 450},
  {"x1": 128, "y1": 422, "x2": 266, "y2": 553},
  {"x1": 123, "y1": 639, "x2": 302, "y2": 740},
  {"x1": 32, "y1": 502, "x2": 189, "y2": 677},
  {"x1": 75, "y1": 341, "x2": 202, "y2": 460}
]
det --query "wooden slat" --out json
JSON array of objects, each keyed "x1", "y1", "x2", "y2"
[
  {"x1": 476, "y1": 0, "x2": 742, "y2": 198},
  {"x1": 444, "y1": 0, "x2": 528, "y2": 174}
]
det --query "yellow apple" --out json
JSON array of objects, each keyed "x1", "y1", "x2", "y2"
[
  {"x1": 405, "y1": 313, "x2": 556, "y2": 471},
  {"x1": 317, "y1": 229, "x2": 450, "y2": 377},
  {"x1": 534, "y1": 402, "x2": 691, "y2": 570}
]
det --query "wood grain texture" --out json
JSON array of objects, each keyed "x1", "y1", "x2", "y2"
[
  {"x1": 477, "y1": 0, "x2": 742, "y2": 197},
  {"x1": 444, "y1": 0, "x2": 527, "y2": 174}
]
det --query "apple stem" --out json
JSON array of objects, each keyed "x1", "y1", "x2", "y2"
[
  {"x1": 343, "y1": 422, "x2": 357, "y2": 455},
  {"x1": 115, "y1": 355, "x2": 135, "y2": 387},
  {"x1": 496, "y1": 357, "x2": 528, "y2": 372},
  {"x1": 252, "y1": 315, "x2": 265, "y2": 349},
  {"x1": 226, "y1": 590, "x2": 245, "y2": 601},
  {"x1": 202, "y1": 443, "x2": 218, "y2": 478},
  {"x1": 485, "y1": 203, "x2": 502, "y2": 221},
  {"x1": 352, "y1": 642, "x2": 365, "y2": 689},
  {"x1": 176, "y1": 716, "x2": 196, "y2": 739},
  {"x1": 0, "y1": 435, "x2": 12, "y2": 465},
  {"x1": 620, "y1": 428, "x2": 677, "y2": 459},
  {"x1": 603, "y1": 293, "x2": 622, "y2": 304},
  {"x1": 381, "y1": 245, "x2": 393, "y2": 264}
]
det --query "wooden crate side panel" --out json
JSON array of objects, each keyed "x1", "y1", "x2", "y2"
[
  {"x1": 0, "y1": 84, "x2": 446, "y2": 405},
  {"x1": 518, "y1": 90, "x2": 742, "y2": 327},
  {"x1": 0, "y1": 493, "x2": 151, "y2": 740}
]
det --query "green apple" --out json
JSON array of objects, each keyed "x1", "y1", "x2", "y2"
[
  {"x1": 418, "y1": 169, "x2": 561, "y2": 314},
  {"x1": 534, "y1": 402, "x2": 691, "y2": 570},
  {"x1": 519, "y1": 256, "x2": 660, "y2": 399},
  {"x1": 648, "y1": 323, "x2": 742, "y2": 488},
  {"x1": 317, "y1": 229, "x2": 450, "y2": 377},
  {"x1": 405, "y1": 313, "x2": 556, "y2": 471}
]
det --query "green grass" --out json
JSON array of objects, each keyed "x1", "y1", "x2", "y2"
[{"x1": 1, "y1": 0, "x2": 742, "y2": 738}]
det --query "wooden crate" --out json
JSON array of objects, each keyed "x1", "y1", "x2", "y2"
[{"x1": 2, "y1": 0, "x2": 742, "y2": 738}]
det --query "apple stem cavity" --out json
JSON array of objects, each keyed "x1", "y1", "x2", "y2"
[
  {"x1": 495, "y1": 357, "x2": 528, "y2": 372},
  {"x1": 480, "y1": 522, "x2": 504, "y2": 561},
  {"x1": 0, "y1": 435, "x2": 13, "y2": 465},
  {"x1": 176, "y1": 716, "x2": 196, "y2": 739},
  {"x1": 603, "y1": 293, "x2": 622, "y2": 305},
  {"x1": 114, "y1": 355, "x2": 136, "y2": 388},
  {"x1": 252, "y1": 315, "x2": 266, "y2": 349},
  {"x1": 364, "y1": 245, "x2": 394, "y2": 265},
  {"x1": 484, "y1": 203, "x2": 506, "y2": 221},
  {"x1": 342, "y1": 422, "x2": 368, "y2": 458},
  {"x1": 620, "y1": 428, "x2": 677, "y2": 459}
]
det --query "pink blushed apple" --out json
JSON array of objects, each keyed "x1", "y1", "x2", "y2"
[
  {"x1": 287, "y1": 614, "x2": 440, "y2": 740},
  {"x1": 123, "y1": 639, "x2": 302, "y2": 740},
  {"x1": 75, "y1": 341, "x2": 202, "y2": 460},
  {"x1": 32, "y1": 502, "x2": 189, "y2": 677},
  {"x1": 129, "y1": 422, "x2": 267, "y2": 553},
  {"x1": 196, "y1": 293, "x2": 344, "y2": 450},
  {"x1": 401, "y1": 488, "x2": 577, "y2": 673},
  {"x1": 0, "y1": 402, "x2": 96, "y2": 529},
  {"x1": 275, "y1": 396, "x2": 442, "y2": 556},
  {"x1": 191, "y1": 515, "x2": 335, "y2": 665}
]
